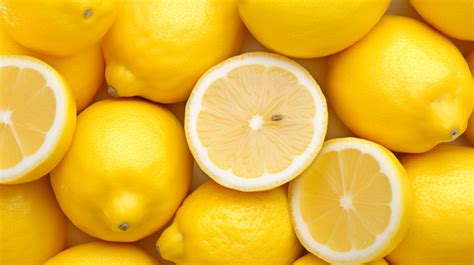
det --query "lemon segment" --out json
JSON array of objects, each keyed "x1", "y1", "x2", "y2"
[
  {"x1": 0, "y1": 56, "x2": 76, "y2": 184},
  {"x1": 186, "y1": 52, "x2": 327, "y2": 191},
  {"x1": 290, "y1": 137, "x2": 412, "y2": 264}
]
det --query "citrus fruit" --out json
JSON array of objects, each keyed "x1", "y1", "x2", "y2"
[
  {"x1": 289, "y1": 137, "x2": 412, "y2": 264},
  {"x1": 45, "y1": 241, "x2": 159, "y2": 265},
  {"x1": 157, "y1": 180, "x2": 303, "y2": 265},
  {"x1": 0, "y1": 177, "x2": 66, "y2": 265},
  {"x1": 102, "y1": 0, "x2": 244, "y2": 103},
  {"x1": 387, "y1": 145, "x2": 474, "y2": 264},
  {"x1": 0, "y1": 55, "x2": 76, "y2": 184},
  {"x1": 465, "y1": 51, "x2": 474, "y2": 144},
  {"x1": 185, "y1": 52, "x2": 328, "y2": 191},
  {"x1": 327, "y1": 16, "x2": 473, "y2": 153},
  {"x1": 0, "y1": 21, "x2": 104, "y2": 112},
  {"x1": 410, "y1": 0, "x2": 474, "y2": 41},
  {"x1": 238, "y1": 0, "x2": 389, "y2": 58},
  {"x1": 0, "y1": 0, "x2": 117, "y2": 56},
  {"x1": 51, "y1": 98, "x2": 192, "y2": 242},
  {"x1": 293, "y1": 253, "x2": 388, "y2": 265}
]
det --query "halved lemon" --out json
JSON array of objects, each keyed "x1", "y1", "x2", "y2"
[
  {"x1": 0, "y1": 56, "x2": 76, "y2": 184},
  {"x1": 289, "y1": 137, "x2": 412, "y2": 264},
  {"x1": 185, "y1": 52, "x2": 327, "y2": 191}
]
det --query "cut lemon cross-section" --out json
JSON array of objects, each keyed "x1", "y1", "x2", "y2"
[
  {"x1": 289, "y1": 137, "x2": 412, "y2": 264},
  {"x1": 0, "y1": 56, "x2": 76, "y2": 184},
  {"x1": 186, "y1": 52, "x2": 327, "y2": 191}
]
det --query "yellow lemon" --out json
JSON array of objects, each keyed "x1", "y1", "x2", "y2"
[
  {"x1": 51, "y1": 98, "x2": 192, "y2": 242},
  {"x1": 410, "y1": 0, "x2": 474, "y2": 41},
  {"x1": 465, "y1": 51, "x2": 474, "y2": 144},
  {"x1": 45, "y1": 241, "x2": 159, "y2": 265},
  {"x1": 238, "y1": 0, "x2": 389, "y2": 58},
  {"x1": 0, "y1": 21, "x2": 105, "y2": 112},
  {"x1": 0, "y1": 0, "x2": 117, "y2": 56},
  {"x1": 290, "y1": 138, "x2": 412, "y2": 264},
  {"x1": 293, "y1": 253, "x2": 388, "y2": 265},
  {"x1": 185, "y1": 52, "x2": 328, "y2": 191},
  {"x1": 102, "y1": 0, "x2": 244, "y2": 103},
  {"x1": 0, "y1": 177, "x2": 66, "y2": 265},
  {"x1": 157, "y1": 180, "x2": 303, "y2": 265},
  {"x1": 387, "y1": 145, "x2": 474, "y2": 264},
  {"x1": 327, "y1": 16, "x2": 473, "y2": 153},
  {"x1": 0, "y1": 56, "x2": 76, "y2": 184}
]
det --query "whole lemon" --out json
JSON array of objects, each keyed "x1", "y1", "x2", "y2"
[
  {"x1": 238, "y1": 0, "x2": 389, "y2": 58},
  {"x1": 45, "y1": 241, "x2": 159, "y2": 265},
  {"x1": 0, "y1": 177, "x2": 66, "y2": 265},
  {"x1": 51, "y1": 98, "x2": 192, "y2": 242},
  {"x1": 0, "y1": 0, "x2": 117, "y2": 56},
  {"x1": 327, "y1": 16, "x2": 473, "y2": 153},
  {"x1": 410, "y1": 0, "x2": 474, "y2": 41},
  {"x1": 387, "y1": 145, "x2": 474, "y2": 263},
  {"x1": 465, "y1": 51, "x2": 474, "y2": 144},
  {"x1": 102, "y1": 0, "x2": 244, "y2": 103},
  {"x1": 0, "y1": 21, "x2": 104, "y2": 112},
  {"x1": 157, "y1": 181, "x2": 303, "y2": 265}
]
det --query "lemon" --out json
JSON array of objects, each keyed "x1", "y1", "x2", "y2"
[
  {"x1": 387, "y1": 145, "x2": 474, "y2": 264},
  {"x1": 45, "y1": 241, "x2": 159, "y2": 265},
  {"x1": 0, "y1": 177, "x2": 66, "y2": 265},
  {"x1": 0, "y1": 56, "x2": 76, "y2": 184},
  {"x1": 0, "y1": 21, "x2": 105, "y2": 112},
  {"x1": 238, "y1": 0, "x2": 389, "y2": 58},
  {"x1": 410, "y1": 0, "x2": 474, "y2": 41},
  {"x1": 185, "y1": 52, "x2": 327, "y2": 191},
  {"x1": 102, "y1": 0, "x2": 244, "y2": 103},
  {"x1": 290, "y1": 137, "x2": 412, "y2": 264},
  {"x1": 157, "y1": 180, "x2": 303, "y2": 265},
  {"x1": 0, "y1": 0, "x2": 117, "y2": 56},
  {"x1": 51, "y1": 98, "x2": 192, "y2": 242},
  {"x1": 465, "y1": 51, "x2": 474, "y2": 144},
  {"x1": 293, "y1": 254, "x2": 388, "y2": 265},
  {"x1": 327, "y1": 16, "x2": 473, "y2": 153}
]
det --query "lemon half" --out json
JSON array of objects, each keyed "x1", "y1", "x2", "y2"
[
  {"x1": 290, "y1": 137, "x2": 412, "y2": 264},
  {"x1": 186, "y1": 52, "x2": 327, "y2": 191},
  {"x1": 0, "y1": 56, "x2": 76, "y2": 184}
]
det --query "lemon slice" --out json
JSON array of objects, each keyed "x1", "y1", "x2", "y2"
[
  {"x1": 0, "y1": 56, "x2": 76, "y2": 184},
  {"x1": 186, "y1": 52, "x2": 327, "y2": 191},
  {"x1": 289, "y1": 137, "x2": 412, "y2": 263}
]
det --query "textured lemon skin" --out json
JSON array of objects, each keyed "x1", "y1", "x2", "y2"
[
  {"x1": 387, "y1": 145, "x2": 474, "y2": 264},
  {"x1": 0, "y1": 177, "x2": 66, "y2": 265},
  {"x1": 157, "y1": 181, "x2": 303, "y2": 265},
  {"x1": 51, "y1": 98, "x2": 192, "y2": 242},
  {"x1": 0, "y1": 21, "x2": 104, "y2": 112},
  {"x1": 0, "y1": 0, "x2": 117, "y2": 56},
  {"x1": 0, "y1": 55, "x2": 77, "y2": 184},
  {"x1": 327, "y1": 16, "x2": 473, "y2": 153},
  {"x1": 45, "y1": 241, "x2": 159, "y2": 265},
  {"x1": 238, "y1": 0, "x2": 389, "y2": 58},
  {"x1": 102, "y1": 0, "x2": 244, "y2": 103},
  {"x1": 410, "y1": 0, "x2": 474, "y2": 41},
  {"x1": 293, "y1": 253, "x2": 388, "y2": 265}
]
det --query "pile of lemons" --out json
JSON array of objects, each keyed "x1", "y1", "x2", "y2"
[{"x1": 0, "y1": 0, "x2": 473, "y2": 265}]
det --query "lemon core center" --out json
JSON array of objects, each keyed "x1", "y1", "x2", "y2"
[
  {"x1": 0, "y1": 110, "x2": 12, "y2": 125},
  {"x1": 249, "y1": 115, "x2": 263, "y2": 131},
  {"x1": 339, "y1": 195, "x2": 353, "y2": 210}
]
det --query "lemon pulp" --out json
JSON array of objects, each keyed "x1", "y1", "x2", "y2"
[{"x1": 1, "y1": 66, "x2": 56, "y2": 169}]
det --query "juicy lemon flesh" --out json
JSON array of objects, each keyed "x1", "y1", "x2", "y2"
[
  {"x1": 0, "y1": 66, "x2": 55, "y2": 169},
  {"x1": 300, "y1": 149, "x2": 392, "y2": 252},
  {"x1": 197, "y1": 64, "x2": 315, "y2": 178}
]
